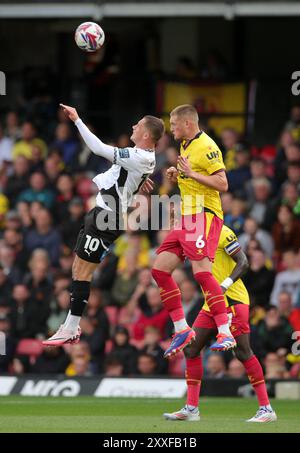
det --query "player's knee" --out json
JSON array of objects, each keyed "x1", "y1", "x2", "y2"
[
  {"x1": 235, "y1": 346, "x2": 253, "y2": 362},
  {"x1": 72, "y1": 257, "x2": 93, "y2": 281},
  {"x1": 184, "y1": 344, "x2": 200, "y2": 359}
]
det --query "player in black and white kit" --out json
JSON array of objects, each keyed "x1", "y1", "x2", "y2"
[{"x1": 43, "y1": 104, "x2": 165, "y2": 346}]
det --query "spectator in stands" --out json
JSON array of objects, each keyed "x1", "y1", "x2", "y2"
[
  {"x1": 221, "y1": 192, "x2": 234, "y2": 217},
  {"x1": 283, "y1": 104, "x2": 300, "y2": 142},
  {"x1": 54, "y1": 173, "x2": 77, "y2": 222},
  {"x1": 220, "y1": 128, "x2": 243, "y2": 171},
  {"x1": 23, "y1": 249, "x2": 52, "y2": 305},
  {"x1": 47, "y1": 288, "x2": 70, "y2": 336},
  {"x1": 0, "y1": 314, "x2": 16, "y2": 372},
  {"x1": 65, "y1": 341, "x2": 95, "y2": 376},
  {"x1": 270, "y1": 250, "x2": 300, "y2": 306},
  {"x1": 80, "y1": 302, "x2": 110, "y2": 373},
  {"x1": 85, "y1": 288, "x2": 110, "y2": 340},
  {"x1": 205, "y1": 353, "x2": 226, "y2": 378},
  {"x1": 10, "y1": 355, "x2": 31, "y2": 375},
  {"x1": 5, "y1": 111, "x2": 21, "y2": 142},
  {"x1": 118, "y1": 268, "x2": 154, "y2": 327},
  {"x1": 275, "y1": 130, "x2": 295, "y2": 185},
  {"x1": 71, "y1": 356, "x2": 94, "y2": 376},
  {"x1": 51, "y1": 123, "x2": 79, "y2": 169},
  {"x1": 18, "y1": 171, "x2": 55, "y2": 209},
  {"x1": 0, "y1": 244, "x2": 23, "y2": 284},
  {"x1": 4, "y1": 156, "x2": 30, "y2": 207},
  {"x1": 287, "y1": 162, "x2": 300, "y2": 191},
  {"x1": 263, "y1": 352, "x2": 289, "y2": 379},
  {"x1": 281, "y1": 182, "x2": 299, "y2": 214},
  {"x1": 227, "y1": 149, "x2": 251, "y2": 195},
  {"x1": 238, "y1": 217, "x2": 274, "y2": 259},
  {"x1": 32, "y1": 346, "x2": 70, "y2": 374},
  {"x1": 104, "y1": 357, "x2": 124, "y2": 377},
  {"x1": 255, "y1": 306, "x2": 294, "y2": 358},
  {"x1": 141, "y1": 326, "x2": 167, "y2": 375},
  {"x1": 24, "y1": 209, "x2": 61, "y2": 267},
  {"x1": 16, "y1": 201, "x2": 32, "y2": 229},
  {"x1": 44, "y1": 150, "x2": 65, "y2": 188},
  {"x1": 111, "y1": 251, "x2": 139, "y2": 307},
  {"x1": 12, "y1": 121, "x2": 47, "y2": 160},
  {"x1": 133, "y1": 286, "x2": 169, "y2": 340},
  {"x1": 243, "y1": 249, "x2": 275, "y2": 307},
  {"x1": 277, "y1": 291, "x2": 300, "y2": 332},
  {"x1": 245, "y1": 158, "x2": 270, "y2": 202},
  {"x1": 137, "y1": 353, "x2": 158, "y2": 376},
  {"x1": 227, "y1": 358, "x2": 246, "y2": 379},
  {"x1": 224, "y1": 197, "x2": 246, "y2": 236},
  {"x1": 2, "y1": 227, "x2": 30, "y2": 274},
  {"x1": 10, "y1": 284, "x2": 48, "y2": 339},
  {"x1": 248, "y1": 178, "x2": 273, "y2": 226},
  {"x1": 0, "y1": 264, "x2": 12, "y2": 308},
  {"x1": 272, "y1": 205, "x2": 300, "y2": 264},
  {"x1": 60, "y1": 198, "x2": 85, "y2": 251},
  {"x1": 107, "y1": 325, "x2": 138, "y2": 375}
]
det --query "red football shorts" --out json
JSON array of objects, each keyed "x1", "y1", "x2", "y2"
[
  {"x1": 156, "y1": 211, "x2": 223, "y2": 262},
  {"x1": 193, "y1": 304, "x2": 250, "y2": 338}
]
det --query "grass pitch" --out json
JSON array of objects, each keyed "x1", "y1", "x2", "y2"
[{"x1": 0, "y1": 396, "x2": 299, "y2": 433}]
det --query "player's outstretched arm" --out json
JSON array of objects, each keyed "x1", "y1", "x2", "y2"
[
  {"x1": 60, "y1": 103, "x2": 115, "y2": 162},
  {"x1": 220, "y1": 249, "x2": 249, "y2": 293}
]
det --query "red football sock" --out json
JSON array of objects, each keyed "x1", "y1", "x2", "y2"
[
  {"x1": 194, "y1": 271, "x2": 228, "y2": 327},
  {"x1": 186, "y1": 356, "x2": 203, "y2": 407},
  {"x1": 151, "y1": 269, "x2": 185, "y2": 323},
  {"x1": 243, "y1": 355, "x2": 270, "y2": 406}
]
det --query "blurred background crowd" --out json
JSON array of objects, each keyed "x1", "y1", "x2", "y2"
[{"x1": 0, "y1": 99, "x2": 300, "y2": 381}]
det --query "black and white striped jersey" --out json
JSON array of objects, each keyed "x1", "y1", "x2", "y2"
[{"x1": 75, "y1": 118, "x2": 155, "y2": 213}]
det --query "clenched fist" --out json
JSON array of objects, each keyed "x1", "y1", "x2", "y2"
[{"x1": 166, "y1": 166, "x2": 179, "y2": 182}]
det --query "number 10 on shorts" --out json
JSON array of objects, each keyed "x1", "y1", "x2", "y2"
[{"x1": 84, "y1": 234, "x2": 100, "y2": 252}]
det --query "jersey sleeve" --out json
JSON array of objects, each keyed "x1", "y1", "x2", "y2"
[
  {"x1": 201, "y1": 146, "x2": 225, "y2": 175},
  {"x1": 223, "y1": 229, "x2": 242, "y2": 256},
  {"x1": 75, "y1": 118, "x2": 115, "y2": 162}
]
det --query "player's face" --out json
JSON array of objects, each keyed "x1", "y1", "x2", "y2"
[
  {"x1": 170, "y1": 115, "x2": 187, "y2": 140},
  {"x1": 131, "y1": 118, "x2": 147, "y2": 144}
]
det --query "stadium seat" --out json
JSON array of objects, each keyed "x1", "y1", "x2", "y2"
[{"x1": 16, "y1": 339, "x2": 44, "y2": 364}]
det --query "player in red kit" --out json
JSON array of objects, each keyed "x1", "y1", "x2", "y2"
[{"x1": 152, "y1": 104, "x2": 236, "y2": 357}]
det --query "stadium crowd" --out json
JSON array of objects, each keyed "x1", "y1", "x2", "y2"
[{"x1": 0, "y1": 101, "x2": 300, "y2": 380}]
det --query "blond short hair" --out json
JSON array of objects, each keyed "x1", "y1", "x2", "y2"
[{"x1": 170, "y1": 104, "x2": 199, "y2": 122}]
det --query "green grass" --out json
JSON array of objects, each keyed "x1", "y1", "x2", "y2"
[{"x1": 0, "y1": 396, "x2": 299, "y2": 433}]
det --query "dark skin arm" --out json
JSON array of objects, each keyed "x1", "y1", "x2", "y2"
[{"x1": 220, "y1": 248, "x2": 249, "y2": 293}]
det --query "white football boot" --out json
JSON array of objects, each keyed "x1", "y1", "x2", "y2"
[
  {"x1": 163, "y1": 405, "x2": 200, "y2": 421},
  {"x1": 42, "y1": 325, "x2": 81, "y2": 346},
  {"x1": 246, "y1": 408, "x2": 277, "y2": 423}
]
